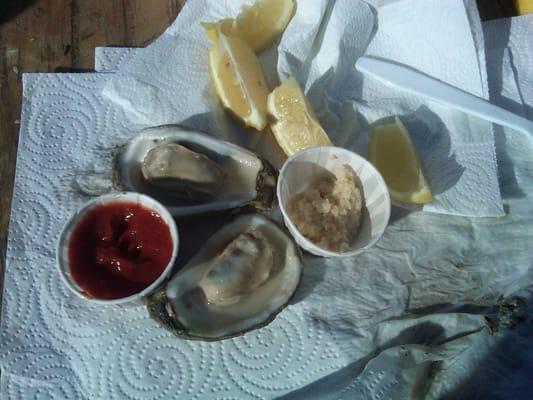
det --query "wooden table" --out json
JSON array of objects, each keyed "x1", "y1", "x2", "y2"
[{"x1": 0, "y1": 1, "x2": 517, "y2": 309}]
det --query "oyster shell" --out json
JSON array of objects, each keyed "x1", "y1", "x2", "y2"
[
  {"x1": 116, "y1": 126, "x2": 276, "y2": 217},
  {"x1": 147, "y1": 213, "x2": 302, "y2": 340}
]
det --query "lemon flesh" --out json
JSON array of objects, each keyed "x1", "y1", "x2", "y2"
[
  {"x1": 208, "y1": 32, "x2": 269, "y2": 130},
  {"x1": 368, "y1": 117, "x2": 433, "y2": 204},
  {"x1": 515, "y1": 0, "x2": 533, "y2": 14},
  {"x1": 267, "y1": 77, "x2": 332, "y2": 156},
  {"x1": 233, "y1": 0, "x2": 296, "y2": 52},
  {"x1": 203, "y1": 0, "x2": 295, "y2": 52},
  {"x1": 202, "y1": 19, "x2": 234, "y2": 44}
]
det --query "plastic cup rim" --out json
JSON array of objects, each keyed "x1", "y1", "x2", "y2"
[
  {"x1": 55, "y1": 192, "x2": 179, "y2": 305},
  {"x1": 277, "y1": 146, "x2": 391, "y2": 258}
]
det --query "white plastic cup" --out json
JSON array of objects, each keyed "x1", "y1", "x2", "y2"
[
  {"x1": 277, "y1": 146, "x2": 390, "y2": 257},
  {"x1": 56, "y1": 192, "x2": 179, "y2": 305}
]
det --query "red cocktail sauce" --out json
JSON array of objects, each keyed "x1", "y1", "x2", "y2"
[{"x1": 68, "y1": 201, "x2": 173, "y2": 299}]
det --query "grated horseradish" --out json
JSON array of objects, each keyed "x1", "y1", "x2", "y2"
[{"x1": 286, "y1": 166, "x2": 362, "y2": 252}]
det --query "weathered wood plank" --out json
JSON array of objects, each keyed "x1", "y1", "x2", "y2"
[
  {"x1": 71, "y1": 0, "x2": 185, "y2": 68},
  {"x1": 72, "y1": 0, "x2": 130, "y2": 68},
  {"x1": 0, "y1": 46, "x2": 21, "y2": 310},
  {"x1": 126, "y1": 0, "x2": 185, "y2": 45}
]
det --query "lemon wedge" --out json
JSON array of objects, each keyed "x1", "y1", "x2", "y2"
[
  {"x1": 515, "y1": 0, "x2": 533, "y2": 14},
  {"x1": 233, "y1": 0, "x2": 296, "y2": 52},
  {"x1": 368, "y1": 117, "x2": 433, "y2": 204},
  {"x1": 208, "y1": 31, "x2": 269, "y2": 130},
  {"x1": 203, "y1": 0, "x2": 295, "y2": 51},
  {"x1": 267, "y1": 77, "x2": 333, "y2": 156},
  {"x1": 201, "y1": 19, "x2": 234, "y2": 44}
]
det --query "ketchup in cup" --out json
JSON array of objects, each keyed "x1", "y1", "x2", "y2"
[{"x1": 68, "y1": 201, "x2": 174, "y2": 300}]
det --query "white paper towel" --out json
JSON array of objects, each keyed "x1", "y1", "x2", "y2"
[
  {"x1": 277, "y1": 0, "x2": 502, "y2": 217},
  {"x1": 103, "y1": 0, "x2": 503, "y2": 217},
  {"x1": 1, "y1": 73, "x2": 413, "y2": 400},
  {"x1": 94, "y1": 47, "x2": 139, "y2": 72},
  {"x1": 99, "y1": 13, "x2": 533, "y2": 398},
  {"x1": 2, "y1": 10, "x2": 533, "y2": 400},
  {"x1": 102, "y1": 0, "x2": 243, "y2": 126}
]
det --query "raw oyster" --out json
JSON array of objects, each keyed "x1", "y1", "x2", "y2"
[
  {"x1": 116, "y1": 125, "x2": 276, "y2": 217},
  {"x1": 141, "y1": 143, "x2": 225, "y2": 198},
  {"x1": 147, "y1": 214, "x2": 302, "y2": 340},
  {"x1": 199, "y1": 229, "x2": 273, "y2": 305}
]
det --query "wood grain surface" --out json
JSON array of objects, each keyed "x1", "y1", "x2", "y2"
[{"x1": 0, "y1": 1, "x2": 516, "y2": 311}]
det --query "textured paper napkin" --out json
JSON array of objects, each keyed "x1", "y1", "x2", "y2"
[
  {"x1": 276, "y1": 0, "x2": 502, "y2": 217},
  {"x1": 95, "y1": 47, "x2": 139, "y2": 72},
  {"x1": 1, "y1": 73, "x2": 531, "y2": 400},
  {"x1": 2, "y1": 8, "x2": 533, "y2": 400},
  {"x1": 102, "y1": 0, "x2": 503, "y2": 217}
]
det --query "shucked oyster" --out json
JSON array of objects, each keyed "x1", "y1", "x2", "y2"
[
  {"x1": 200, "y1": 229, "x2": 273, "y2": 305},
  {"x1": 116, "y1": 126, "x2": 276, "y2": 217},
  {"x1": 147, "y1": 214, "x2": 302, "y2": 340},
  {"x1": 141, "y1": 143, "x2": 225, "y2": 198}
]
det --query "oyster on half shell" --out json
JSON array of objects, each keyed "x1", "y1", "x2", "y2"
[
  {"x1": 141, "y1": 142, "x2": 226, "y2": 198},
  {"x1": 147, "y1": 214, "x2": 303, "y2": 340},
  {"x1": 115, "y1": 126, "x2": 276, "y2": 217}
]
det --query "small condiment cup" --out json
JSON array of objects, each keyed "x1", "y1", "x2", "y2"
[
  {"x1": 277, "y1": 146, "x2": 390, "y2": 257},
  {"x1": 56, "y1": 192, "x2": 179, "y2": 305}
]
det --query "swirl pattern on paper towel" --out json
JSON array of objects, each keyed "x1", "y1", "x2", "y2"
[{"x1": 2, "y1": 73, "x2": 371, "y2": 400}]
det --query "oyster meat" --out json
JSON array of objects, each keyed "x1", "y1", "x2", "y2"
[
  {"x1": 141, "y1": 143, "x2": 225, "y2": 198},
  {"x1": 200, "y1": 229, "x2": 273, "y2": 305},
  {"x1": 147, "y1": 214, "x2": 302, "y2": 340},
  {"x1": 116, "y1": 125, "x2": 276, "y2": 217}
]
